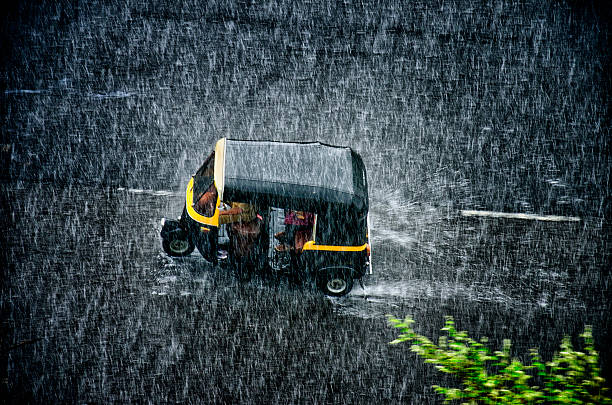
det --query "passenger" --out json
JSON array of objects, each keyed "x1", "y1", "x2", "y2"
[{"x1": 276, "y1": 210, "x2": 314, "y2": 251}]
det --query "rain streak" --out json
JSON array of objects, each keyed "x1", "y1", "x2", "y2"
[{"x1": 1, "y1": 1, "x2": 610, "y2": 403}]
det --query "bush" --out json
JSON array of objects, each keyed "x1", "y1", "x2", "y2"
[{"x1": 388, "y1": 315, "x2": 610, "y2": 404}]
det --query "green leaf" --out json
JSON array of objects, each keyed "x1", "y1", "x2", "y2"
[{"x1": 388, "y1": 316, "x2": 611, "y2": 404}]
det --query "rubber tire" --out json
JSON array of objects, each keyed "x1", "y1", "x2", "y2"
[
  {"x1": 317, "y1": 269, "x2": 354, "y2": 297},
  {"x1": 162, "y1": 236, "x2": 195, "y2": 257}
]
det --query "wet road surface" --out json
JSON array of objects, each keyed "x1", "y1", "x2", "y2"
[
  {"x1": 2, "y1": 184, "x2": 609, "y2": 402},
  {"x1": 2, "y1": 0, "x2": 610, "y2": 402}
]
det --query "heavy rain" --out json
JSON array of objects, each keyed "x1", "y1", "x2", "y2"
[{"x1": 1, "y1": 0, "x2": 610, "y2": 403}]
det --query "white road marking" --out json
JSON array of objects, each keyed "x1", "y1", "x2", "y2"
[
  {"x1": 117, "y1": 187, "x2": 181, "y2": 197},
  {"x1": 460, "y1": 210, "x2": 580, "y2": 222},
  {"x1": 4, "y1": 89, "x2": 47, "y2": 94}
]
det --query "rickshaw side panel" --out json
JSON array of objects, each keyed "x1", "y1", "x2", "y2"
[{"x1": 301, "y1": 249, "x2": 369, "y2": 279}]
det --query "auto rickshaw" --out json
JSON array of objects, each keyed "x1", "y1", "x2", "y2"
[{"x1": 160, "y1": 138, "x2": 371, "y2": 296}]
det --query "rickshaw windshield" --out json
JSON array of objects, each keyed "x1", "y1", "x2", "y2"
[
  {"x1": 192, "y1": 152, "x2": 217, "y2": 217},
  {"x1": 195, "y1": 151, "x2": 215, "y2": 179}
]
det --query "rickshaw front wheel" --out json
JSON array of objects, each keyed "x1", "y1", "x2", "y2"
[
  {"x1": 317, "y1": 268, "x2": 354, "y2": 297},
  {"x1": 163, "y1": 236, "x2": 195, "y2": 257}
]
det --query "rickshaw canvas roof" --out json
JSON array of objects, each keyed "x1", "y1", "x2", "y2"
[{"x1": 222, "y1": 139, "x2": 368, "y2": 213}]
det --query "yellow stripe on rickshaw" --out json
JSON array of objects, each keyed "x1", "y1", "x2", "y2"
[{"x1": 302, "y1": 241, "x2": 369, "y2": 252}]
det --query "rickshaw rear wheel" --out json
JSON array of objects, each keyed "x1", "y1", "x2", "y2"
[
  {"x1": 317, "y1": 269, "x2": 354, "y2": 297},
  {"x1": 162, "y1": 236, "x2": 195, "y2": 257}
]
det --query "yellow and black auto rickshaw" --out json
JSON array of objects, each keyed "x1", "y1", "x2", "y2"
[{"x1": 160, "y1": 138, "x2": 371, "y2": 296}]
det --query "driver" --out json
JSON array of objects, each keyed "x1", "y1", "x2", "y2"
[{"x1": 218, "y1": 202, "x2": 255, "y2": 224}]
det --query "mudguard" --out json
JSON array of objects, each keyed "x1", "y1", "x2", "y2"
[
  {"x1": 316, "y1": 265, "x2": 358, "y2": 276},
  {"x1": 160, "y1": 218, "x2": 188, "y2": 241}
]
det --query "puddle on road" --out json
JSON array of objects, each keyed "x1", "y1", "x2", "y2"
[{"x1": 330, "y1": 272, "x2": 589, "y2": 321}]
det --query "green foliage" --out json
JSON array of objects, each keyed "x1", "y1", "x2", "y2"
[{"x1": 388, "y1": 316, "x2": 610, "y2": 404}]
